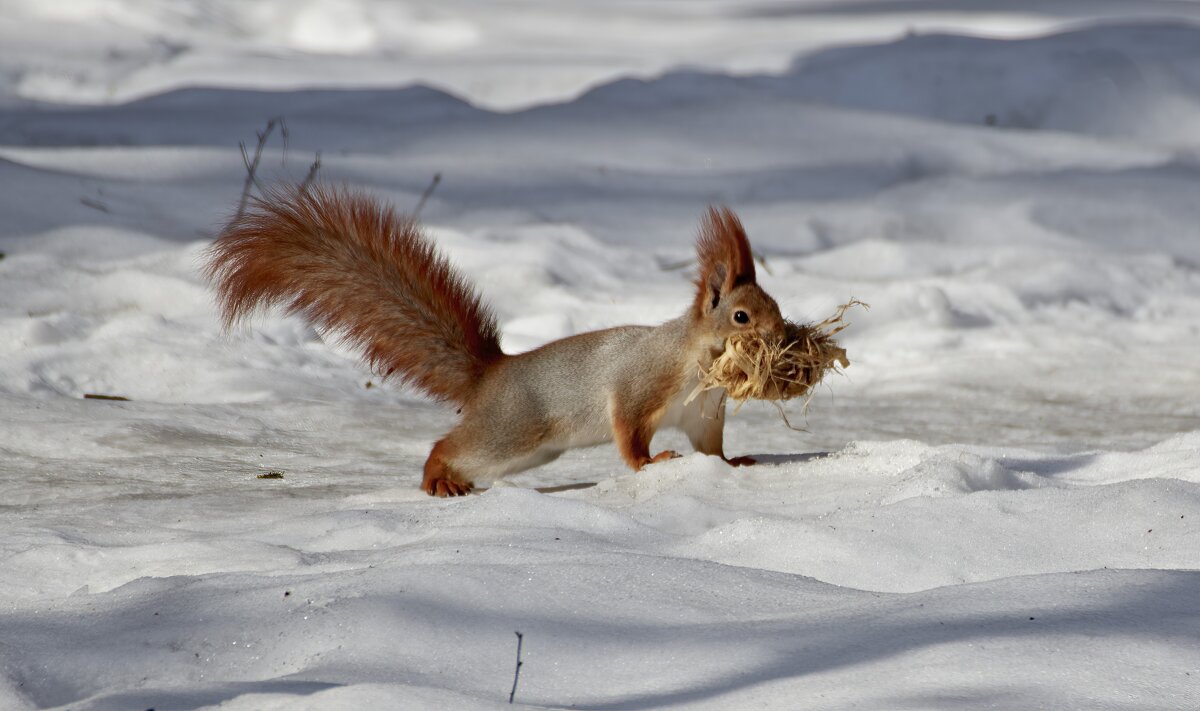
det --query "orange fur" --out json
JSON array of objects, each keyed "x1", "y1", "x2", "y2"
[
  {"x1": 422, "y1": 438, "x2": 473, "y2": 496},
  {"x1": 204, "y1": 185, "x2": 503, "y2": 405},
  {"x1": 611, "y1": 370, "x2": 684, "y2": 469}
]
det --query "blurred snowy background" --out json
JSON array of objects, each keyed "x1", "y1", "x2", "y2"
[{"x1": 1, "y1": 1, "x2": 1199, "y2": 709}]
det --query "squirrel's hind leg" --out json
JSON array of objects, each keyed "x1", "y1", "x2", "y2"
[
  {"x1": 421, "y1": 422, "x2": 563, "y2": 497},
  {"x1": 422, "y1": 438, "x2": 474, "y2": 497}
]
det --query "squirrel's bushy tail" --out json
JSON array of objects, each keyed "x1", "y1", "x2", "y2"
[{"x1": 204, "y1": 185, "x2": 503, "y2": 405}]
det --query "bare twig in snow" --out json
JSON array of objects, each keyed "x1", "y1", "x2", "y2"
[
  {"x1": 236, "y1": 117, "x2": 283, "y2": 219},
  {"x1": 299, "y1": 151, "x2": 322, "y2": 194},
  {"x1": 279, "y1": 118, "x2": 290, "y2": 163},
  {"x1": 662, "y1": 250, "x2": 771, "y2": 274},
  {"x1": 80, "y1": 197, "x2": 111, "y2": 214},
  {"x1": 508, "y1": 631, "x2": 524, "y2": 704},
  {"x1": 659, "y1": 257, "x2": 694, "y2": 272},
  {"x1": 413, "y1": 172, "x2": 442, "y2": 218},
  {"x1": 753, "y1": 250, "x2": 773, "y2": 276}
]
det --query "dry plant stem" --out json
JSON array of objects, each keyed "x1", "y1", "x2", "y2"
[
  {"x1": 236, "y1": 117, "x2": 283, "y2": 219},
  {"x1": 80, "y1": 197, "x2": 110, "y2": 213},
  {"x1": 413, "y1": 172, "x2": 442, "y2": 218},
  {"x1": 508, "y1": 631, "x2": 524, "y2": 704},
  {"x1": 660, "y1": 249, "x2": 771, "y2": 274},
  {"x1": 753, "y1": 250, "x2": 773, "y2": 276},
  {"x1": 299, "y1": 151, "x2": 322, "y2": 194}
]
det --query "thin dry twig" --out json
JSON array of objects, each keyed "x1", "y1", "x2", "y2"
[
  {"x1": 236, "y1": 117, "x2": 284, "y2": 219},
  {"x1": 299, "y1": 151, "x2": 322, "y2": 194},
  {"x1": 508, "y1": 631, "x2": 524, "y2": 704},
  {"x1": 413, "y1": 172, "x2": 442, "y2": 218},
  {"x1": 753, "y1": 250, "x2": 773, "y2": 276},
  {"x1": 80, "y1": 197, "x2": 111, "y2": 213},
  {"x1": 661, "y1": 250, "x2": 772, "y2": 274}
]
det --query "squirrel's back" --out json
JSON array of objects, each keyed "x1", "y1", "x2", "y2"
[
  {"x1": 204, "y1": 185, "x2": 503, "y2": 405},
  {"x1": 459, "y1": 318, "x2": 708, "y2": 462}
]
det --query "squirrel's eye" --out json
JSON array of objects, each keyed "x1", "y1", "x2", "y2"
[{"x1": 733, "y1": 310, "x2": 750, "y2": 324}]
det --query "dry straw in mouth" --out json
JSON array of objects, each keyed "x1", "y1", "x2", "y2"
[{"x1": 687, "y1": 300, "x2": 867, "y2": 426}]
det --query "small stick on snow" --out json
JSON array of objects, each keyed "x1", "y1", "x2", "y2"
[
  {"x1": 753, "y1": 250, "x2": 773, "y2": 276},
  {"x1": 236, "y1": 117, "x2": 283, "y2": 219},
  {"x1": 413, "y1": 172, "x2": 442, "y2": 219},
  {"x1": 80, "y1": 197, "x2": 111, "y2": 213},
  {"x1": 299, "y1": 151, "x2": 322, "y2": 194},
  {"x1": 661, "y1": 249, "x2": 772, "y2": 274},
  {"x1": 508, "y1": 630, "x2": 524, "y2": 704}
]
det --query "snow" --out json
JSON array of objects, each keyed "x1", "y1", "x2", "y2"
[{"x1": 2, "y1": 1, "x2": 1200, "y2": 709}]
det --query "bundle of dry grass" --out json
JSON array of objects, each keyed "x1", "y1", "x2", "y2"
[{"x1": 688, "y1": 300, "x2": 866, "y2": 415}]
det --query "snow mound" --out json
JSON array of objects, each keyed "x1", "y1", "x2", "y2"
[{"x1": 782, "y1": 23, "x2": 1200, "y2": 142}]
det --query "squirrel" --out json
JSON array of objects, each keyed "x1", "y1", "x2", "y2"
[{"x1": 205, "y1": 185, "x2": 786, "y2": 496}]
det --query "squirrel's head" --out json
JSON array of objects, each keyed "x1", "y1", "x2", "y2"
[{"x1": 691, "y1": 206, "x2": 786, "y2": 348}]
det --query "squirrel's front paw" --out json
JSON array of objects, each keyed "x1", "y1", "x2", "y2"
[
  {"x1": 631, "y1": 450, "x2": 682, "y2": 470},
  {"x1": 725, "y1": 455, "x2": 756, "y2": 467}
]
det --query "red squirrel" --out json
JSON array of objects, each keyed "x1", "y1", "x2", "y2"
[{"x1": 205, "y1": 185, "x2": 786, "y2": 496}]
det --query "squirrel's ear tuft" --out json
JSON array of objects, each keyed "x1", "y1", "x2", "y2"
[{"x1": 695, "y1": 206, "x2": 755, "y2": 308}]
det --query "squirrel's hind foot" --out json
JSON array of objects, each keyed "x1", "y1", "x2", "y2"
[
  {"x1": 423, "y1": 476, "x2": 474, "y2": 497},
  {"x1": 422, "y1": 439, "x2": 475, "y2": 497}
]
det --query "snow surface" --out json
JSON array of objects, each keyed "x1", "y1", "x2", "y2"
[{"x1": 2, "y1": 1, "x2": 1200, "y2": 709}]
